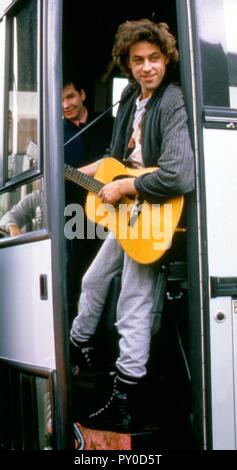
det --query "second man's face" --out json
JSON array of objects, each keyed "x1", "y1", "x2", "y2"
[{"x1": 62, "y1": 83, "x2": 86, "y2": 122}]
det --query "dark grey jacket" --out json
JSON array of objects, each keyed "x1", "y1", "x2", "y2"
[{"x1": 110, "y1": 82, "x2": 195, "y2": 202}]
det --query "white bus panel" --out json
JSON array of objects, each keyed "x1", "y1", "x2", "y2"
[{"x1": 0, "y1": 239, "x2": 56, "y2": 369}]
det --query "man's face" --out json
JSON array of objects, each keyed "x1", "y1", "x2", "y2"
[
  {"x1": 62, "y1": 83, "x2": 85, "y2": 122},
  {"x1": 128, "y1": 41, "x2": 169, "y2": 99}
]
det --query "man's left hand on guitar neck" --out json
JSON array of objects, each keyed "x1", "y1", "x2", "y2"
[{"x1": 98, "y1": 178, "x2": 138, "y2": 205}]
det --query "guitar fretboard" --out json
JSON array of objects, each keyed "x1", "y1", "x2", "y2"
[{"x1": 64, "y1": 164, "x2": 104, "y2": 194}]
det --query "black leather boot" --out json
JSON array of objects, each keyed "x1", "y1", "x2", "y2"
[
  {"x1": 83, "y1": 375, "x2": 136, "y2": 433},
  {"x1": 70, "y1": 338, "x2": 95, "y2": 376}
]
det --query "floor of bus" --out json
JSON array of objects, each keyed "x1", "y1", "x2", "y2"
[{"x1": 71, "y1": 280, "x2": 195, "y2": 450}]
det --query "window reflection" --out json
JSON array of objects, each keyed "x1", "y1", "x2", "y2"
[
  {"x1": 0, "y1": 178, "x2": 45, "y2": 237},
  {"x1": 7, "y1": 0, "x2": 38, "y2": 178},
  {"x1": 35, "y1": 377, "x2": 54, "y2": 450},
  {"x1": 196, "y1": 0, "x2": 237, "y2": 108}
]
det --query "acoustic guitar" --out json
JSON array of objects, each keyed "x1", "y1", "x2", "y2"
[{"x1": 64, "y1": 157, "x2": 183, "y2": 264}]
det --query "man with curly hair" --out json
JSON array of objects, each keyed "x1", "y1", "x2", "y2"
[{"x1": 70, "y1": 18, "x2": 195, "y2": 432}]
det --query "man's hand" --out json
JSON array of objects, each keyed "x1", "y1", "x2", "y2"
[
  {"x1": 8, "y1": 224, "x2": 22, "y2": 237},
  {"x1": 98, "y1": 177, "x2": 138, "y2": 205}
]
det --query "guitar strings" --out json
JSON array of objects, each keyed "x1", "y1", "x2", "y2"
[{"x1": 64, "y1": 164, "x2": 104, "y2": 194}]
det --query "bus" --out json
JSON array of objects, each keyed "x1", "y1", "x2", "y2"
[{"x1": 0, "y1": 0, "x2": 237, "y2": 451}]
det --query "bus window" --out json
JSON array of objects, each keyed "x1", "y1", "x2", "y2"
[
  {"x1": 195, "y1": 0, "x2": 237, "y2": 108},
  {"x1": 0, "y1": 177, "x2": 46, "y2": 237},
  {"x1": 7, "y1": 0, "x2": 39, "y2": 179}
]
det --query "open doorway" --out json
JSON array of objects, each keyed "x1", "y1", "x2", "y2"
[{"x1": 62, "y1": 0, "x2": 195, "y2": 449}]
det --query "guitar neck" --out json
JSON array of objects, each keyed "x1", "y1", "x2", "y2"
[{"x1": 64, "y1": 164, "x2": 104, "y2": 194}]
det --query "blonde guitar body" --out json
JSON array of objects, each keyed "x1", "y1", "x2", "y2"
[{"x1": 83, "y1": 157, "x2": 184, "y2": 264}]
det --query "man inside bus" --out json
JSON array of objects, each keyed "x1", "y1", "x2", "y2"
[
  {"x1": 63, "y1": 77, "x2": 114, "y2": 321},
  {"x1": 70, "y1": 19, "x2": 195, "y2": 433}
]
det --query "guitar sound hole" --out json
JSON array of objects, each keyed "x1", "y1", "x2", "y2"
[{"x1": 113, "y1": 174, "x2": 130, "y2": 181}]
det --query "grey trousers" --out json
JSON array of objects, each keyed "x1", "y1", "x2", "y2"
[{"x1": 70, "y1": 232, "x2": 158, "y2": 379}]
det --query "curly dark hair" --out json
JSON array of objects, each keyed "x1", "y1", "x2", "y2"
[{"x1": 112, "y1": 19, "x2": 179, "y2": 80}]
